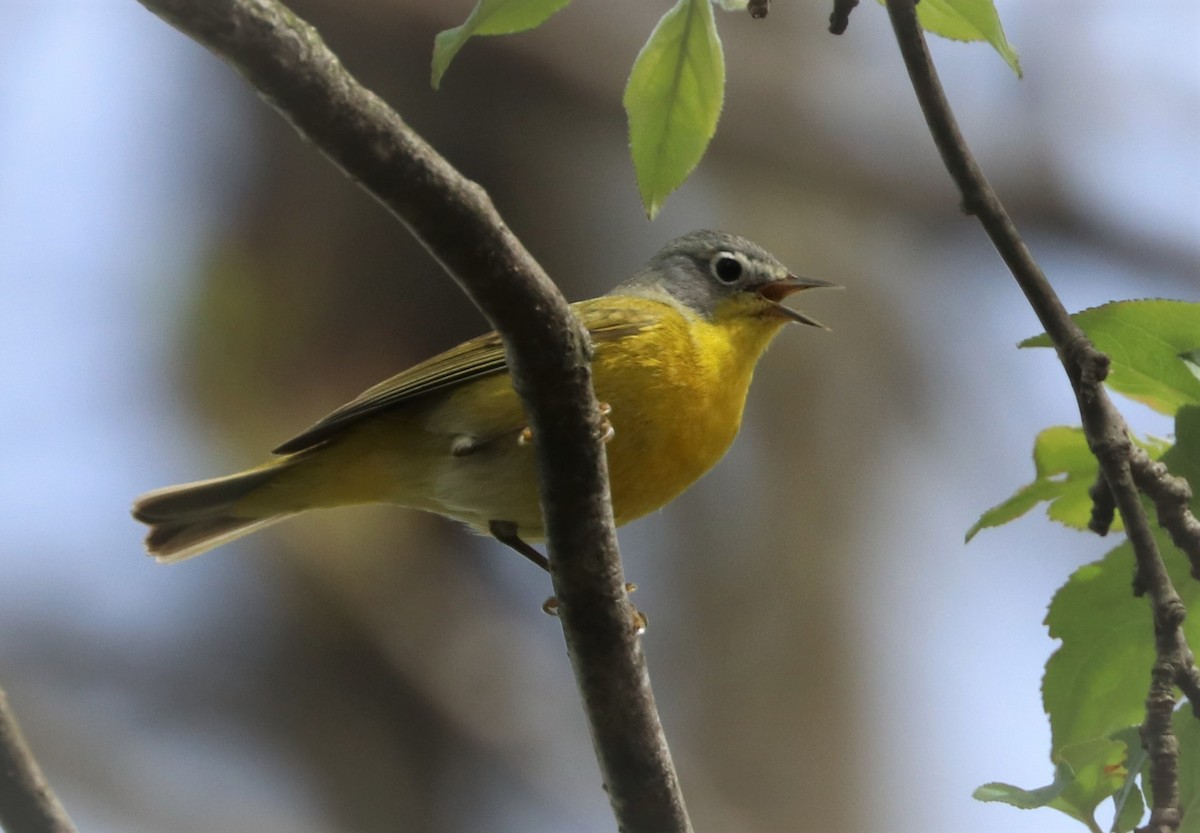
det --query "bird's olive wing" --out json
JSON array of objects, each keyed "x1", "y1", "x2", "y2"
[{"x1": 272, "y1": 301, "x2": 657, "y2": 455}]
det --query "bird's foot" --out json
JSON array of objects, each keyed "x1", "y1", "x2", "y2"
[
  {"x1": 542, "y1": 582, "x2": 646, "y2": 634},
  {"x1": 515, "y1": 402, "x2": 614, "y2": 447}
]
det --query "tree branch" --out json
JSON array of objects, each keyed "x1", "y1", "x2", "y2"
[
  {"x1": 134, "y1": 2, "x2": 690, "y2": 830},
  {"x1": 1131, "y1": 448, "x2": 1200, "y2": 580},
  {"x1": 0, "y1": 687, "x2": 77, "y2": 833},
  {"x1": 1087, "y1": 468, "x2": 1117, "y2": 536},
  {"x1": 882, "y1": 2, "x2": 1197, "y2": 830},
  {"x1": 828, "y1": 0, "x2": 860, "y2": 35}
]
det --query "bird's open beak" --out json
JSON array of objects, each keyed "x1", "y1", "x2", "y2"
[{"x1": 757, "y1": 275, "x2": 839, "y2": 328}]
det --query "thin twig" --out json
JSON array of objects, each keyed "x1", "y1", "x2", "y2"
[
  {"x1": 1141, "y1": 657, "x2": 1182, "y2": 832},
  {"x1": 883, "y1": 2, "x2": 1197, "y2": 830},
  {"x1": 0, "y1": 688, "x2": 77, "y2": 833},
  {"x1": 1088, "y1": 467, "x2": 1117, "y2": 536},
  {"x1": 133, "y1": 2, "x2": 691, "y2": 831},
  {"x1": 1131, "y1": 448, "x2": 1200, "y2": 579}
]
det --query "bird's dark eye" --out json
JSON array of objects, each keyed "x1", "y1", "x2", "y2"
[{"x1": 712, "y1": 254, "x2": 743, "y2": 284}]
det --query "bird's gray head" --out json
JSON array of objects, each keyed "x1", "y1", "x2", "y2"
[{"x1": 614, "y1": 230, "x2": 832, "y2": 327}]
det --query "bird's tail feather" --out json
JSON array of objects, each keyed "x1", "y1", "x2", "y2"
[{"x1": 132, "y1": 464, "x2": 295, "y2": 563}]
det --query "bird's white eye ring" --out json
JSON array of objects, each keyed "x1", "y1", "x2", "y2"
[{"x1": 711, "y1": 252, "x2": 743, "y2": 284}]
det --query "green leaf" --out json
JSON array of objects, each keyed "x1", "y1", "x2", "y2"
[
  {"x1": 967, "y1": 423, "x2": 1173, "y2": 539},
  {"x1": 624, "y1": 0, "x2": 724, "y2": 218},
  {"x1": 975, "y1": 740, "x2": 1134, "y2": 829},
  {"x1": 877, "y1": 0, "x2": 1021, "y2": 77},
  {"x1": 967, "y1": 426, "x2": 1104, "y2": 541},
  {"x1": 1111, "y1": 773, "x2": 1145, "y2": 833},
  {"x1": 1175, "y1": 707, "x2": 1200, "y2": 833},
  {"x1": 1052, "y1": 738, "x2": 1133, "y2": 828},
  {"x1": 1182, "y1": 349, "x2": 1200, "y2": 385},
  {"x1": 1043, "y1": 410, "x2": 1199, "y2": 753},
  {"x1": 1109, "y1": 726, "x2": 1147, "y2": 833},
  {"x1": 973, "y1": 760, "x2": 1074, "y2": 809},
  {"x1": 1166, "y1": 406, "x2": 1200, "y2": 489},
  {"x1": 1137, "y1": 709, "x2": 1200, "y2": 832},
  {"x1": 431, "y1": 0, "x2": 574, "y2": 89},
  {"x1": 1023, "y1": 300, "x2": 1200, "y2": 416},
  {"x1": 1043, "y1": 531, "x2": 1198, "y2": 755},
  {"x1": 971, "y1": 410, "x2": 1200, "y2": 827}
]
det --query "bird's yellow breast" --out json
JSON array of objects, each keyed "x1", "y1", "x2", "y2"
[{"x1": 589, "y1": 295, "x2": 788, "y2": 526}]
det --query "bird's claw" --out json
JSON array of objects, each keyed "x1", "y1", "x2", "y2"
[
  {"x1": 517, "y1": 402, "x2": 613, "y2": 446},
  {"x1": 542, "y1": 582, "x2": 644, "y2": 633}
]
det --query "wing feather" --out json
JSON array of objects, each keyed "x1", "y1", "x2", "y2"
[{"x1": 272, "y1": 301, "x2": 658, "y2": 455}]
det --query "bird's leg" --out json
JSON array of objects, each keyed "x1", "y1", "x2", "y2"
[
  {"x1": 487, "y1": 519, "x2": 643, "y2": 631},
  {"x1": 488, "y1": 520, "x2": 549, "y2": 571},
  {"x1": 488, "y1": 520, "x2": 562, "y2": 616}
]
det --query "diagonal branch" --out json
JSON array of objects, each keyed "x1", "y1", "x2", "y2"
[
  {"x1": 133, "y1": 2, "x2": 691, "y2": 831},
  {"x1": 883, "y1": 2, "x2": 1197, "y2": 831},
  {"x1": 1131, "y1": 448, "x2": 1200, "y2": 579},
  {"x1": 0, "y1": 687, "x2": 77, "y2": 833}
]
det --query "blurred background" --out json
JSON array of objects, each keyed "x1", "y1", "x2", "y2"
[{"x1": 0, "y1": 1, "x2": 1197, "y2": 831}]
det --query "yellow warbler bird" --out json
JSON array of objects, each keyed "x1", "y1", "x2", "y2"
[{"x1": 133, "y1": 230, "x2": 833, "y2": 563}]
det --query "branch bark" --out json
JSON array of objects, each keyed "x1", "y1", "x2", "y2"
[
  {"x1": 0, "y1": 688, "x2": 77, "y2": 833},
  {"x1": 1131, "y1": 449, "x2": 1200, "y2": 580},
  {"x1": 134, "y1": 2, "x2": 691, "y2": 831},
  {"x1": 883, "y1": 2, "x2": 1197, "y2": 830},
  {"x1": 828, "y1": 0, "x2": 860, "y2": 35}
]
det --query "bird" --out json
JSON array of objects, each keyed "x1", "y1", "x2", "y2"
[{"x1": 132, "y1": 230, "x2": 834, "y2": 564}]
